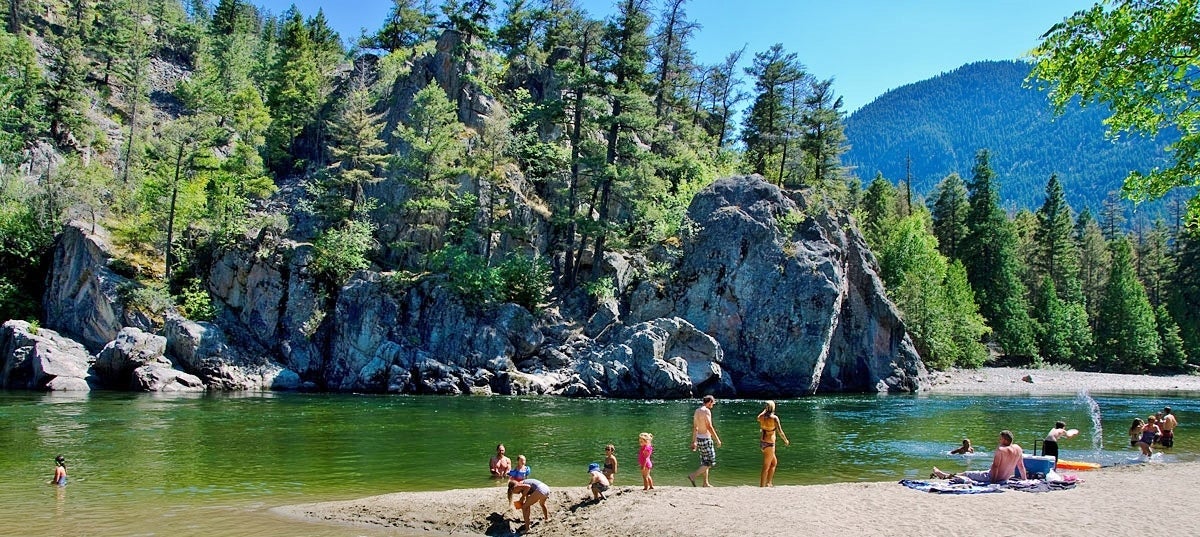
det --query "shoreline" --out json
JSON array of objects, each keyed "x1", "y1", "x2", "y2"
[
  {"x1": 277, "y1": 461, "x2": 1200, "y2": 536},
  {"x1": 924, "y1": 366, "x2": 1200, "y2": 395},
  {"x1": 276, "y1": 367, "x2": 1200, "y2": 536}
]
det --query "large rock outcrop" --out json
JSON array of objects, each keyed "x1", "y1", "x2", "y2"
[
  {"x1": 0, "y1": 320, "x2": 94, "y2": 391},
  {"x1": 42, "y1": 222, "x2": 152, "y2": 351},
  {"x1": 632, "y1": 175, "x2": 926, "y2": 394}
]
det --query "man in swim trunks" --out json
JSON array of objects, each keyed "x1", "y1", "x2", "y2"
[
  {"x1": 687, "y1": 395, "x2": 722, "y2": 487},
  {"x1": 1160, "y1": 406, "x2": 1178, "y2": 448},
  {"x1": 931, "y1": 430, "x2": 1027, "y2": 484}
]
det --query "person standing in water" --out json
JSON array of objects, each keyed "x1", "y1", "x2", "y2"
[
  {"x1": 1042, "y1": 421, "x2": 1077, "y2": 462},
  {"x1": 1160, "y1": 407, "x2": 1178, "y2": 448},
  {"x1": 687, "y1": 395, "x2": 721, "y2": 487},
  {"x1": 756, "y1": 400, "x2": 789, "y2": 487},
  {"x1": 49, "y1": 455, "x2": 67, "y2": 486}
]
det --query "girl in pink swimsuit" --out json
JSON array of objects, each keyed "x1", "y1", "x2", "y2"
[{"x1": 638, "y1": 432, "x2": 654, "y2": 490}]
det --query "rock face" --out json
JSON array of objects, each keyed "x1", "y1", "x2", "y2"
[
  {"x1": 633, "y1": 175, "x2": 926, "y2": 394},
  {"x1": 42, "y1": 222, "x2": 151, "y2": 351},
  {"x1": 13, "y1": 175, "x2": 926, "y2": 397},
  {"x1": 0, "y1": 321, "x2": 94, "y2": 391}
]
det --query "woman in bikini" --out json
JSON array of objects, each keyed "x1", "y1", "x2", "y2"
[{"x1": 756, "y1": 400, "x2": 789, "y2": 487}]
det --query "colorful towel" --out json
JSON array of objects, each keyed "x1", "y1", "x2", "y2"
[{"x1": 898, "y1": 479, "x2": 1003, "y2": 494}]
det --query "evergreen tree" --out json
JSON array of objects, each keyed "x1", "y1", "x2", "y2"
[
  {"x1": 393, "y1": 82, "x2": 466, "y2": 217},
  {"x1": 1032, "y1": 174, "x2": 1083, "y2": 300},
  {"x1": 1099, "y1": 190, "x2": 1126, "y2": 241},
  {"x1": 1169, "y1": 225, "x2": 1200, "y2": 361},
  {"x1": 316, "y1": 74, "x2": 388, "y2": 224},
  {"x1": 1135, "y1": 219, "x2": 1172, "y2": 308},
  {"x1": 944, "y1": 259, "x2": 990, "y2": 368},
  {"x1": 0, "y1": 28, "x2": 44, "y2": 167},
  {"x1": 45, "y1": 23, "x2": 90, "y2": 148},
  {"x1": 702, "y1": 47, "x2": 746, "y2": 150},
  {"x1": 373, "y1": 0, "x2": 435, "y2": 52},
  {"x1": 1095, "y1": 237, "x2": 1159, "y2": 373},
  {"x1": 961, "y1": 149, "x2": 1036, "y2": 358},
  {"x1": 590, "y1": 0, "x2": 654, "y2": 277},
  {"x1": 264, "y1": 8, "x2": 322, "y2": 173},
  {"x1": 929, "y1": 172, "x2": 969, "y2": 261},
  {"x1": 1155, "y1": 305, "x2": 1189, "y2": 373},
  {"x1": 860, "y1": 173, "x2": 896, "y2": 247},
  {"x1": 798, "y1": 78, "x2": 847, "y2": 191},
  {"x1": 1075, "y1": 208, "x2": 1111, "y2": 325},
  {"x1": 742, "y1": 43, "x2": 804, "y2": 181}
]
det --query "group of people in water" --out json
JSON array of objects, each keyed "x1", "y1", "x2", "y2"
[
  {"x1": 1129, "y1": 406, "x2": 1179, "y2": 456},
  {"x1": 933, "y1": 406, "x2": 1182, "y2": 486},
  {"x1": 487, "y1": 395, "x2": 789, "y2": 532}
]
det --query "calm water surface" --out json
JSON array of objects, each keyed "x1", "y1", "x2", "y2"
[{"x1": 1, "y1": 390, "x2": 1196, "y2": 536}]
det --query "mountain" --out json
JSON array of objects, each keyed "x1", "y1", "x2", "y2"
[{"x1": 844, "y1": 60, "x2": 1175, "y2": 213}]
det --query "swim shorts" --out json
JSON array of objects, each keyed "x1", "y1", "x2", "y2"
[{"x1": 697, "y1": 437, "x2": 716, "y2": 467}]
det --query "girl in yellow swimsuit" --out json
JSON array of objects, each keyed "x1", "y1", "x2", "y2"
[{"x1": 756, "y1": 400, "x2": 789, "y2": 487}]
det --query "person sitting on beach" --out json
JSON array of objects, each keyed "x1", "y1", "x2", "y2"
[
  {"x1": 931, "y1": 430, "x2": 1027, "y2": 484},
  {"x1": 586, "y1": 462, "x2": 610, "y2": 500},
  {"x1": 49, "y1": 455, "x2": 67, "y2": 486},
  {"x1": 1160, "y1": 407, "x2": 1178, "y2": 448},
  {"x1": 1136, "y1": 416, "x2": 1160, "y2": 457},
  {"x1": 509, "y1": 478, "x2": 551, "y2": 532},
  {"x1": 490, "y1": 444, "x2": 512, "y2": 478},
  {"x1": 950, "y1": 438, "x2": 974, "y2": 455},
  {"x1": 1042, "y1": 421, "x2": 1078, "y2": 462},
  {"x1": 602, "y1": 444, "x2": 618, "y2": 485}
]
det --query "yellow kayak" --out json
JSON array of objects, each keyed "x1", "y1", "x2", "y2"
[{"x1": 1055, "y1": 459, "x2": 1100, "y2": 471}]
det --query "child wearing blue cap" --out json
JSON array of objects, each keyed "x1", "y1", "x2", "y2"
[{"x1": 586, "y1": 462, "x2": 610, "y2": 500}]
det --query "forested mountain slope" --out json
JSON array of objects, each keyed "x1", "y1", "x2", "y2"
[{"x1": 844, "y1": 60, "x2": 1174, "y2": 212}]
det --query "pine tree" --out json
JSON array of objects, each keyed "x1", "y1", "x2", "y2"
[
  {"x1": 742, "y1": 43, "x2": 804, "y2": 181},
  {"x1": 590, "y1": 0, "x2": 654, "y2": 278},
  {"x1": 264, "y1": 8, "x2": 322, "y2": 173},
  {"x1": 798, "y1": 78, "x2": 847, "y2": 193},
  {"x1": 929, "y1": 172, "x2": 969, "y2": 261},
  {"x1": 860, "y1": 173, "x2": 896, "y2": 248},
  {"x1": 702, "y1": 47, "x2": 746, "y2": 150},
  {"x1": 373, "y1": 0, "x2": 435, "y2": 52},
  {"x1": 393, "y1": 82, "x2": 466, "y2": 213},
  {"x1": 1135, "y1": 219, "x2": 1172, "y2": 307},
  {"x1": 944, "y1": 259, "x2": 990, "y2": 368},
  {"x1": 1075, "y1": 208, "x2": 1111, "y2": 326},
  {"x1": 1169, "y1": 225, "x2": 1200, "y2": 362},
  {"x1": 318, "y1": 74, "x2": 388, "y2": 224},
  {"x1": 45, "y1": 24, "x2": 89, "y2": 149},
  {"x1": 1099, "y1": 190, "x2": 1126, "y2": 241},
  {"x1": 1095, "y1": 237, "x2": 1159, "y2": 373},
  {"x1": 0, "y1": 28, "x2": 45, "y2": 166},
  {"x1": 961, "y1": 149, "x2": 1036, "y2": 358},
  {"x1": 1154, "y1": 305, "x2": 1189, "y2": 373},
  {"x1": 1033, "y1": 174, "x2": 1082, "y2": 300}
]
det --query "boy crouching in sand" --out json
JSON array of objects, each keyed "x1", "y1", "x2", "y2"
[{"x1": 587, "y1": 462, "x2": 610, "y2": 500}]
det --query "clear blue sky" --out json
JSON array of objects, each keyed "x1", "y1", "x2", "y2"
[{"x1": 254, "y1": 0, "x2": 1096, "y2": 112}]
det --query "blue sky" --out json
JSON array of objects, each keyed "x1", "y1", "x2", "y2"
[{"x1": 254, "y1": 0, "x2": 1096, "y2": 112}]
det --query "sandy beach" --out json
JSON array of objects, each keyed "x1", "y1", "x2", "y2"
[{"x1": 277, "y1": 368, "x2": 1200, "y2": 536}]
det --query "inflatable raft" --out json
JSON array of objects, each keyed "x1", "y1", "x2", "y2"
[{"x1": 1055, "y1": 459, "x2": 1101, "y2": 471}]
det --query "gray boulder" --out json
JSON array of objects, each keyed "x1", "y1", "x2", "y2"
[
  {"x1": 164, "y1": 315, "x2": 299, "y2": 391},
  {"x1": 0, "y1": 320, "x2": 94, "y2": 391},
  {"x1": 577, "y1": 317, "x2": 728, "y2": 398},
  {"x1": 94, "y1": 327, "x2": 170, "y2": 388},
  {"x1": 638, "y1": 175, "x2": 926, "y2": 395},
  {"x1": 132, "y1": 365, "x2": 205, "y2": 392}
]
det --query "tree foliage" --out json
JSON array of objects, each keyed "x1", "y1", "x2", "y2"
[{"x1": 1031, "y1": 0, "x2": 1200, "y2": 225}]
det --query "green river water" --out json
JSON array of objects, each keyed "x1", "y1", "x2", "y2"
[{"x1": 1, "y1": 390, "x2": 1196, "y2": 536}]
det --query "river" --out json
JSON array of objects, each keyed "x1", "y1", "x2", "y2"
[{"x1": 0, "y1": 390, "x2": 1194, "y2": 536}]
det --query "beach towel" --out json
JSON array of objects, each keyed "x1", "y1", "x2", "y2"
[
  {"x1": 1001, "y1": 479, "x2": 1078, "y2": 493},
  {"x1": 898, "y1": 479, "x2": 1003, "y2": 494}
]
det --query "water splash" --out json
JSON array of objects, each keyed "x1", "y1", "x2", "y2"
[{"x1": 1077, "y1": 389, "x2": 1104, "y2": 452}]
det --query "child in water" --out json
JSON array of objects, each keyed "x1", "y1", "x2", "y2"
[
  {"x1": 603, "y1": 444, "x2": 618, "y2": 485},
  {"x1": 638, "y1": 432, "x2": 654, "y2": 490},
  {"x1": 950, "y1": 438, "x2": 974, "y2": 455},
  {"x1": 586, "y1": 462, "x2": 610, "y2": 500},
  {"x1": 49, "y1": 455, "x2": 67, "y2": 486}
]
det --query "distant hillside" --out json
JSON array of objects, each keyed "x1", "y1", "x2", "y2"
[{"x1": 844, "y1": 60, "x2": 1174, "y2": 213}]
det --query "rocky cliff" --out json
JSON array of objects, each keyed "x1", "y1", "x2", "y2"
[{"x1": 4, "y1": 175, "x2": 926, "y2": 396}]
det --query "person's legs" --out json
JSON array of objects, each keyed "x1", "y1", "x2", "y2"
[
  {"x1": 689, "y1": 438, "x2": 716, "y2": 486},
  {"x1": 760, "y1": 448, "x2": 771, "y2": 487},
  {"x1": 1138, "y1": 441, "x2": 1152, "y2": 456},
  {"x1": 520, "y1": 504, "x2": 531, "y2": 531},
  {"x1": 766, "y1": 450, "x2": 778, "y2": 487}
]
